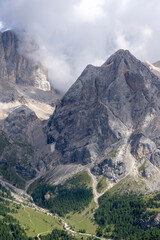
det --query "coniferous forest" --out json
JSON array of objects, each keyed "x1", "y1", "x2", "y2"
[
  {"x1": 31, "y1": 184, "x2": 93, "y2": 216},
  {"x1": 95, "y1": 192, "x2": 160, "y2": 240}
]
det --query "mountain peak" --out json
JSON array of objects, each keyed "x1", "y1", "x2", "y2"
[
  {"x1": 112, "y1": 49, "x2": 131, "y2": 56},
  {"x1": 46, "y1": 49, "x2": 160, "y2": 192},
  {"x1": 109, "y1": 49, "x2": 134, "y2": 58},
  {"x1": 103, "y1": 49, "x2": 138, "y2": 67}
]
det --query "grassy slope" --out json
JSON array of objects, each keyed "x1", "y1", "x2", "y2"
[
  {"x1": 63, "y1": 171, "x2": 97, "y2": 234},
  {"x1": 65, "y1": 200, "x2": 97, "y2": 234},
  {"x1": 63, "y1": 170, "x2": 92, "y2": 188},
  {"x1": 97, "y1": 177, "x2": 108, "y2": 194},
  {"x1": 10, "y1": 204, "x2": 63, "y2": 237},
  {"x1": 108, "y1": 174, "x2": 147, "y2": 194}
]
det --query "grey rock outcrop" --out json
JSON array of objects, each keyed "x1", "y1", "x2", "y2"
[
  {"x1": 0, "y1": 105, "x2": 51, "y2": 189},
  {"x1": 130, "y1": 134, "x2": 156, "y2": 160},
  {"x1": 91, "y1": 158, "x2": 126, "y2": 182},
  {"x1": 0, "y1": 30, "x2": 50, "y2": 91},
  {"x1": 46, "y1": 49, "x2": 160, "y2": 192}
]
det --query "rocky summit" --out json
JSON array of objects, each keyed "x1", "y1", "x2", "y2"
[{"x1": 46, "y1": 49, "x2": 160, "y2": 193}]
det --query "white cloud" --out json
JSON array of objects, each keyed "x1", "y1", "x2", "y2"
[
  {"x1": 74, "y1": 0, "x2": 106, "y2": 22},
  {"x1": 0, "y1": 21, "x2": 3, "y2": 30},
  {"x1": 116, "y1": 33, "x2": 130, "y2": 50},
  {"x1": 0, "y1": 0, "x2": 160, "y2": 92}
]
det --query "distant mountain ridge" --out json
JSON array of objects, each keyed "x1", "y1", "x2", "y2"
[
  {"x1": 0, "y1": 30, "x2": 61, "y2": 120},
  {"x1": 0, "y1": 30, "x2": 50, "y2": 90}
]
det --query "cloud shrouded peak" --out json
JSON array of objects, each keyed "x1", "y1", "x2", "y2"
[{"x1": 0, "y1": 0, "x2": 160, "y2": 92}]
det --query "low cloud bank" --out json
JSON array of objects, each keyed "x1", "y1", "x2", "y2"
[{"x1": 0, "y1": 0, "x2": 160, "y2": 92}]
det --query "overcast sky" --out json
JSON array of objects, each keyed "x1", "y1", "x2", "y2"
[{"x1": 0, "y1": 0, "x2": 160, "y2": 92}]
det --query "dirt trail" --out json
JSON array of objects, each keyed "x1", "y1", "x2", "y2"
[
  {"x1": 87, "y1": 169, "x2": 113, "y2": 207},
  {"x1": 87, "y1": 169, "x2": 99, "y2": 205},
  {"x1": 37, "y1": 231, "x2": 51, "y2": 240}
]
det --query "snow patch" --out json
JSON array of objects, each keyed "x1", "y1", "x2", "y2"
[{"x1": 51, "y1": 143, "x2": 55, "y2": 153}]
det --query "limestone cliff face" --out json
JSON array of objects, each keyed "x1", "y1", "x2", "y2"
[
  {"x1": 0, "y1": 30, "x2": 50, "y2": 91},
  {"x1": 0, "y1": 31, "x2": 61, "y2": 189},
  {"x1": 0, "y1": 30, "x2": 61, "y2": 121},
  {"x1": 46, "y1": 50, "x2": 160, "y2": 192}
]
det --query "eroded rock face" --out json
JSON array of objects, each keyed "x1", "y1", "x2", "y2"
[
  {"x1": 0, "y1": 30, "x2": 50, "y2": 91},
  {"x1": 46, "y1": 50, "x2": 160, "y2": 190},
  {"x1": 3, "y1": 106, "x2": 37, "y2": 142},
  {"x1": 91, "y1": 158, "x2": 126, "y2": 182},
  {"x1": 0, "y1": 106, "x2": 50, "y2": 185},
  {"x1": 130, "y1": 134, "x2": 156, "y2": 160}
]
